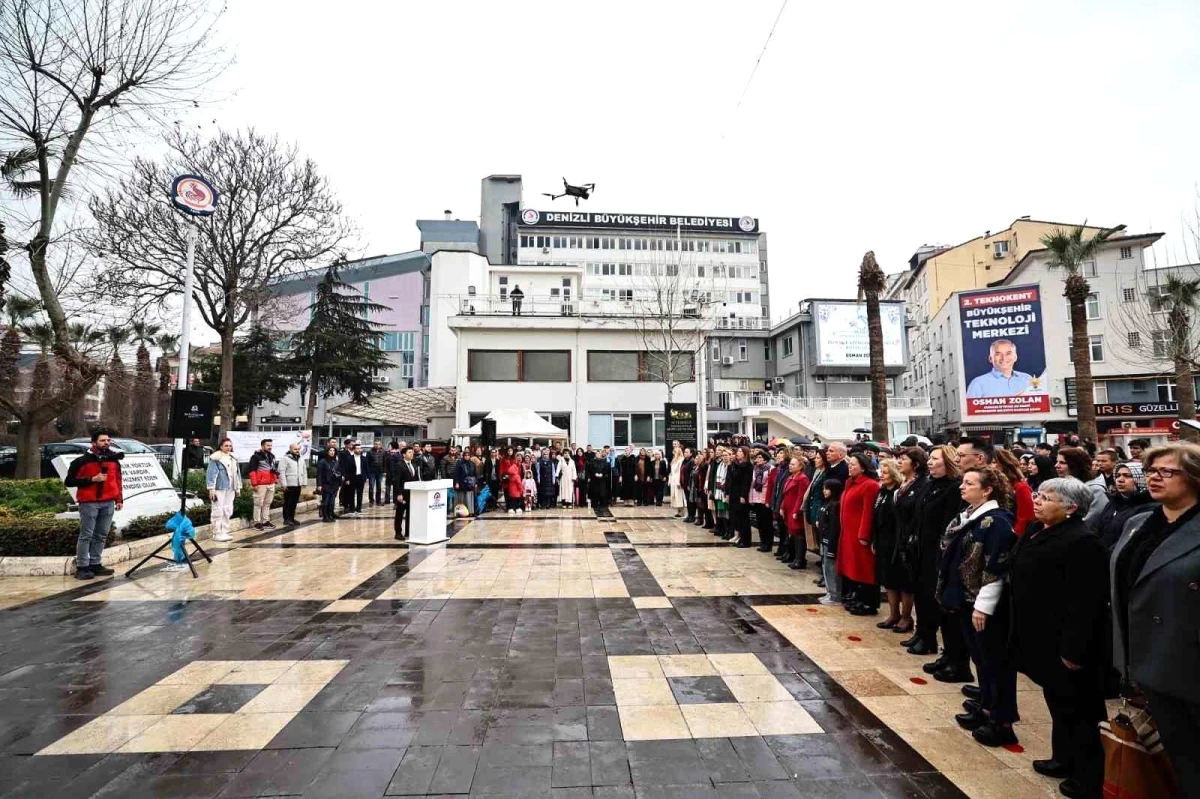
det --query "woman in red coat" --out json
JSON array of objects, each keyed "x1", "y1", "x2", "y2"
[
  {"x1": 839, "y1": 452, "x2": 882, "y2": 615},
  {"x1": 501, "y1": 458, "x2": 524, "y2": 513},
  {"x1": 778, "y1": 456, "x2": 811, "y2": 570}
]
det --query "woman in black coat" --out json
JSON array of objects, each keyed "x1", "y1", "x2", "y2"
[
  {"x1": 890, "y1": 447, "x2": 928, "y2": 635},
  {"x1": 726, "y1": 447, "x2": 754, "y2": 548},
  {"x1": 1010, "y1": 476, "x2": 1110, "y2": 797},
  {"x1": 1094, "y1": 462, "x2": 1157, "y2": 551},
  {"x1": 908, "y1": 446, "x2": 967, "y2": 672}
]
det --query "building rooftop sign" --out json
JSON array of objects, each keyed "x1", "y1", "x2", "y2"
[{"x1": 519, "y1": 209, "x2": 758, "y2": 234}]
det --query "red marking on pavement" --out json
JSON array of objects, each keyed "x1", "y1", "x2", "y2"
[
  {"x1": 909, "y1": 677, "x2": 928, "y2": 685},
  {"x1": 1003, "y1": 743, "x2": 1025, "y2": 753},
  {"x1": 847, "y1": 635, "x2": 862, "y2": 642},
  {"x1": 806, "y1": 608, "x2": 819, "y2": 613}
]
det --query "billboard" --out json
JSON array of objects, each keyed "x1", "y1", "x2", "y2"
[
  {"x1": 813, "y1": 302, "x2": 904, "y2": 367},
  {"x1": 664, "y1": 403, "x2": 698, "y2": 450},
  {"x1": 958, "y1": 285, "x2": 1050, "y2": 418}
]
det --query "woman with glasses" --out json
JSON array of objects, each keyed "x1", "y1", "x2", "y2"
[
  {"x1": 1110, "y1": 442, "x2": 1200, "y2": 796},
  {"x1": 1010, "y1": 477, "x2": 1110, "y2": 797}
]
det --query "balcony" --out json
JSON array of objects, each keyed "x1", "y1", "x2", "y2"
[
  {"x1": 448, "y1": 293, "x2": 731, "y2": 323},
  {"x1": 728, "y1": 391, "x2": 933, "y2": 442},
  {"x1": 728, "y1": 392, "x2": 932, "y2": 412}
]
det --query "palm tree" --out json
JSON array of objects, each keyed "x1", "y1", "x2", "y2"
[
  {"x1": 1151, "y1": 275, "x2": 1200, "y2": 441},
  {"x1": 60, "y1": 324, "x2": 106, "y2": 435},
  {"x1": 153, "y1": 332, "x2": 180, "y2": 437},
  {"x1": 857, "y1": 251, "x2": 889, "y2": 443},
  {"x1": 19, "y1": 322, "x2": 56, "y2": 435},
  {"x1": 1041, "y1": 225, "x2": 1124, "y2": 443},
  {"x1": 102, "y1": 327, "x2": 132, "y2": 435}
]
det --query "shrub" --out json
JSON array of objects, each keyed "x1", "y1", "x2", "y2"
[
  {"x1": 0, "y1": 518, "x2": 113, "y2": 557},
  {"x1": 121, "y1": 507, "x2": 213, "y2": 540},
  {"x1": 0, "y1": 479, "x2": 73, "y2": 517}
]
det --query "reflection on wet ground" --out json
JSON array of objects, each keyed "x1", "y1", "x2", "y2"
[{"x1": 0, "y1": 502, "x2": 996, "y2": 797}]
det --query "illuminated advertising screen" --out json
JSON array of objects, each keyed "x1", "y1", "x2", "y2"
[{"x1": 813, "y1": 302, "x2": 904, "y2": 367}]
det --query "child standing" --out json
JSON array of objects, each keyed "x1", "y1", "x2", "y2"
[
  {"x1": 523, "y1": 468, "x2": 537, "y2": 513},
  {"x1": 817, "y1": 478, "x2": 844, "y2": 605}
]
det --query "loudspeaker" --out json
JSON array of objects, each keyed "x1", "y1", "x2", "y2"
[
  {"x1": 168, "y1": 390, "x2": 218, "y2": 440},
  {"x1": 480, "y1": 418, "x2": 497, "y2": 446}
]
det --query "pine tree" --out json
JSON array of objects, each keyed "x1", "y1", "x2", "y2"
[
  {"x1": 129, "y1": 321, "x2": 161, "y2": 437},
  {"x1": 0, "y1": 297, "x2": 36, "y2": 411},
  {"x1": 291, "y1": 262, "x2": 393, "y2": 427},
  {"x1": 190, "y1": 323, "x2": 295, "y2": 428}
]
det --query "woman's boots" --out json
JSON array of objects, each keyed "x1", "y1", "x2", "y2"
[{"x1": 780, "y1": 537, "x2": 795, "y2": 564}]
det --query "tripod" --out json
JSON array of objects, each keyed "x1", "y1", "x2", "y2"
[{"x1": 125, "y1": 462, "x2": 212, "y2": 579}]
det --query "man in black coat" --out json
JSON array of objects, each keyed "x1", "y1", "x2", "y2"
[
  {"x1": 824, "y1": 442, "x2": 850, "y2": 483},
  {"x1": 588, "y1": 450, "x2": 612, "y2": 509},
  {"x1": 337, "y1": 438, "x2": 359, "y2": 516},
  {"x1": 618, "y1": 447, "x2": 638, "y2": 504},
  {"x1": 393, "y1": 447, "x2": 420, "y2": 540}
]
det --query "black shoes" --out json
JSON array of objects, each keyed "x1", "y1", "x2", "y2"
[
  {"x1": 735, "y1": 542, "x2": 752, "y2": 548},
  {"x1": 907, "y1": 640, "x2": 937, "y2": 656},
  {"x1": 899, "y1": 634, "x2": 919, "y2": 648},
  {"x1": 849, "y1": 605, "x2": 879, "y2": 616},
  {"x1": 922, "y1": 655, "x2": 947, "y2": 674},
  {"x1": 1032, "y1": 760, "x2": 1070, "y2": 779},
  {"x1": 90, "y1": 564, "x2": 115, "y2": 576},
  {"x1": 877, "y1": 618, "x2": 900, "y2": 630},
  {"x1": 972, "y1": 722, "x2": 1017, "y2": 748},
  {"x1": 955, "y1": 710, "x2": 987, "y2": 731},
  {"x1": 1057, "y1": 779, "x2": 1097, "y2": 798},
  {"x1": 962, "y1": 699, "x2": 981, "y2": 714},
  {"x1": 757, "y1": 545, "x2": 772, "y2": 552},
  {"x1": 962, "y1": 684, "x2": 981, "y2": 700},
  {"x1": 787, "y1": 560, "x2": 804, "y2": 570},
  {"x1": 74, "y1": 568, "x2": 94, "y2": 580},
  {"x1": 933, "y1": 665, "x2": 974, "y2": 683}
]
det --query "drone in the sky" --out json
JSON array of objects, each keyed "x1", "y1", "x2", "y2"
[{"x1": 543, "y1": 178, "x2": 595, "y2": 206}]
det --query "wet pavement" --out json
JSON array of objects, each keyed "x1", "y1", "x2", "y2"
[{"x1": 0, "y1": 502, "x2": 1055, "y2": 798}]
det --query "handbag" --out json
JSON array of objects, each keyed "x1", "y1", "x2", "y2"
[{"x1": 1100, "y1": 701, "x2": 1181, "y2": 799}]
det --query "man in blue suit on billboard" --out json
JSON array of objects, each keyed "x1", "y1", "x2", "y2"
[{"x1": 966, "y1": 339, "x2": 1039, "y2": 397}]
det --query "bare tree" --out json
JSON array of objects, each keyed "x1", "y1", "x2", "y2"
[
  {"x1": 88, "y1": 128, "x2": 353, "y2": 434},
  {"x1": 0, "y1": 0, "x2": 223, "y2": 476},
  {"x1": 857, "y1": 251, "x2": 889, "y2": 443}
]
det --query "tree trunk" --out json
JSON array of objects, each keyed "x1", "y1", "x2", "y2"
[
  {"x1": 1176, "y1": 357, "x2": 1198, "y2": 442},
  {"x1": 15, "y1": 418, "x2": 43, "y2": 479},
  {"x1": 304, "y1": 375, "x2": 318, "y2": 429},
  {"x1": 219, "y1": 327, "x2": 236, "y2": 434},
  {"x1": 865, "y1": 293, "x2": 889, "y2": 442},
  {"x1": 1067, "y1": 289, "x2": 1097, "y2": 443}
]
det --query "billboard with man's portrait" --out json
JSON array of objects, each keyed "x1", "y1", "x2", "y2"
[{"x1": 958, "y1": 285, "x2": 1050, "y2": 418}]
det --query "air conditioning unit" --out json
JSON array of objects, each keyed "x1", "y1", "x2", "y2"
[
  {"x1": 774, "y1": 376, "x2": 785, "y2": 384},
  {"x1": 1051, "y1": 397, "x2": 1064, "y2": 406},
  {"x1": 378, "y1": 376, "x2": 391, "y2": 384},
  {"x1": 993, "y1": 251, "x2": 1005, "y2": 259},
  {"x1": 1121, "y1": 421, "x2": 1138, "y2": 429},
  {"x1": 721, "y1": 356, "x2": 734, "y2": 366},
  {"x1": 541, "y1": 247, "x2": 550, "y2": 254}
]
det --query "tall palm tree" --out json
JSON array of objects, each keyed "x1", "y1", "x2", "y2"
[
  {"x1": 1041, "y1": 225, "x2": 1123, "y2": 443},
  {"x1": 1152, "y1": 274, "x2": 1200, "y2": 441},
  {"x1": 857, "y1": 251, "x2": 889, "y2": 442}
]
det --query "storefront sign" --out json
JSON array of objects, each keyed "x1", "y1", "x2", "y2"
[
  {"x1": 519, "y1": 209, "x2": 758, "y2": 233},
  {"x1": 664, "y1": 403, "x2": 698, "y2": 450},
  {"x1": 958, "y1": 285, "x2": 1050, "y2": 418},
  {"x1": 1094, "y1": 402, "x2": 1179, "y2": 418}
]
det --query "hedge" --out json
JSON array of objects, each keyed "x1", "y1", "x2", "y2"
[
  {"x1": 0, "y1": 479, "x2": 73, "y2": 518},
  {"x1": 121, "y1": 506, "x2": 213, "y2": 540},
  {"x1": 0, "y1": 518, "x2": 114, "y2": 557}
]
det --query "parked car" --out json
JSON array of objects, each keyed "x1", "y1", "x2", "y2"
[
  {"x1": 149, "y1": 443, "x2": 212, "y2": 468},
  {"x1": 0, "y1": 442, "x2": 90, "y2": 479},
  {"x1": 67, "y1": 437, "x2": 172, "y2": 468}
]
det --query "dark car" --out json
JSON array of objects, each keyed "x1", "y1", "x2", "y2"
[
  {"x1": 0, "y1": 442, "x2": 91, "y2": 479},
  {"x1": 67, "y1": 437, "x2": 171, "y2": 468}
]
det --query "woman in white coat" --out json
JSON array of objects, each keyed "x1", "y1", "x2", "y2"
[
  {"x1": 669, "y1": 443, "x2": 686, "y2": 517},
  {"x1": 557, "y1": 451, "x2": 577, "y2": 507}
]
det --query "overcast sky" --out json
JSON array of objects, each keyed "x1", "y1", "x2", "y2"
[{"x1": 186, "y1": 0, "x2": 1200, "y2": 324}]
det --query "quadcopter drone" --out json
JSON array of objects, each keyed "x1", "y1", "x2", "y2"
[{"x1": 543, "y1": 178, "x2": 595, "y2": 206}]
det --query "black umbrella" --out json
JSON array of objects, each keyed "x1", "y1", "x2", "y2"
[
  {"x1": 852, "y1": 427, "x2": 872, "y2": 434},
  {"x1": 789, "y1": 436, "x2": 812, "y2": 446}
]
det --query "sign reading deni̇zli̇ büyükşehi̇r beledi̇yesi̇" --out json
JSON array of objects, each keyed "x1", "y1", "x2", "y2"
[{"x1": 958, "y1": 285, "x2": 1050, "y2": 418}]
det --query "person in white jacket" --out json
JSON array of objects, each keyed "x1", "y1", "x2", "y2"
[
  {"x1": 279, "y1": 443, "x2": 308, "y2": 525},
  {"x1": 668, "y1": 444, "x2": 686, "y2": 517},
  {"x1": 557, "y1": 451, "x2": 577, "y2": 507},
  {"x1": 205, "y1": 440, "x2": 241, "y2": 542}
]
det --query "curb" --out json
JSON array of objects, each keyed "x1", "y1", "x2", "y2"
[{"x1": 0, "y1": 499, "x2": 321, "y2": 577}]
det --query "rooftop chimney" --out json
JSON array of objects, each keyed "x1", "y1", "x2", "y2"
[{"x1": 444, "y1": 210, "x2": 452, "y2": 220}]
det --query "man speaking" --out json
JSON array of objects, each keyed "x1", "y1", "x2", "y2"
[{"x1": 966, "y1": 339, "x2": 1038, "y2": 398}]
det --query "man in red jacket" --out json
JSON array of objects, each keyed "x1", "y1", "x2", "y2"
[{"x1": 63, "y1": 429, "x2": 124, "y2": 580}]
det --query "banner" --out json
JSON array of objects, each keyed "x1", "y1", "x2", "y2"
[
  {"x1": 813, "y1": 302, "x2": 905, "y2": 367},
  {"x1": 959, "y1": 285, "x2": 1050, "y2": 418},
  {"x1": 226, "y1": 430, "x2": 312, "y2": 463}
]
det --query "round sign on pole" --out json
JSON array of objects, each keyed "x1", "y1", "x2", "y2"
[{"x1": 169, "y1": 174, "x2": 219, "y2": 217}]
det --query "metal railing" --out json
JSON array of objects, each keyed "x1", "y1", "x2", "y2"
[
  {"x1": 447, "y1": 294, "x2": 718, "y2": 322},
  {"x1": 729, "y1": 392, "x2": 932, "y2": 411}
]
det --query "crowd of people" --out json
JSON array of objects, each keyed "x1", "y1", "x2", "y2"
[{"x1": 305, "y1": 431, "x2": 1197, "y2": 798}]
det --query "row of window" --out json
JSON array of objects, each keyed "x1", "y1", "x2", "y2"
[
  {"x1": 466, "y1": 350, "x2": 696, "y2": 383},
  {"x1": 583, "y1": 262, "x2": 759, "y2": 280},
  {"x1": 521, "y1": 234, "x2": 757, "y2": 255}
]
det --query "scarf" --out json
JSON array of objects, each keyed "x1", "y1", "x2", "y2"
[{"x1": 752, "y1": 463, "x2": 767, "y2": 491}]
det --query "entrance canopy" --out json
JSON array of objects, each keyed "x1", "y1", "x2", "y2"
[{"x1": 453, "y1": 408, "x2": 569, "y2": 441}]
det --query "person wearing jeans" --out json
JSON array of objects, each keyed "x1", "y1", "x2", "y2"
[
  {"x1": 279, "y1": 442, "x2": 307, "y2": 525},
  {"x1": 206, "y1": 438, "x2": 242, "y2": 542},
  {"x1": 63, "y1": 429, "x2": 124, "y2": 580},
  {"x1": 367, "y1": 440, "x2": 387, "y2": 505}
]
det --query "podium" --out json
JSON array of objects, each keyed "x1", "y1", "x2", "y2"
[{"x1": 406, "y1": 479, "x2": 452, "y2": 545}]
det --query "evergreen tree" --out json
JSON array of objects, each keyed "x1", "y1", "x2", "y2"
[
  {"x1": 191, "y1": 323, "x2": 295, "y2": 428},
  {"x1": 154, "y1": 333, "x2": 179, "y2": 438},
  {"x1": 20, "y1": 322, "x2": 56, "y2": 437},
  {"x1": 102, "y1": 328, "x2": 132, "y2": 435},
  {"x1": 291, "y1": 262, "x2": 393, "y2": 427},
  {"x1": 129, "y1": 321, "x2": 161, "y2": 437},
  {"x1": 0, "y1": 297, "x2": 36, "y2": 412},
  {"x1": 60, "y1": 323, "x2": 105, "y2": 437}
]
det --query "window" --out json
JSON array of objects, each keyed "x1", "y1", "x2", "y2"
[
  {"x1": 618, "y1": 289, "x2": 633, "y2": 302},
  {"x1": 1127, "y1": 331, "x2": 1141, "y2": 348},
  {"x1": 711, "y1": 340, "x2": 720, "y2": 362},
  {"x1": 1131, "y1": 380, "x2": 1149, "y2": 394},
  {"x1": 648, "y1": 353, "x2": 695, "y2": 383},
  {"x1": 1152, "y1": 331, "x2": 1170, "y2": 359},
  {"x1": 1122, "y1": 287, "x2": 1137, "y2": 303},
  {"x1": 631, "y1": 414, "x2": 654, "y2": 445},
  {"x1": 1158, "y1": 378, "x2": 1176, "y2": 402},
  {"x1": 1081, "y1": 260, "x2": 1098, "y2": 278},
  {"x1": 378, "y1": 331, "x2": 415, "y2": 353},
  {"x1": 1120, "y1": 246, "x2": 1133, "y2": 260},
  {"x1": 1093, "y1": 381, "x2": 1108, "y2": 404},
  {"x1": 1066, "y1": 293, "x2": 1102, "y2": 320},
  {"x1": 782, "y1": 336, "x2": 794, "y2": 357},
  {"x1": 737, "y1": 339, "x2": 747, "y2": 361},
  {"x1": 588, "y1": 351, "x2": 639, "y2": 381},
  {"x1": 764, "y1": 340, "x2": 771, "y2": 360},
  {"x1": 1068, "y1": 335, "x2": 1104, "y2": 363},
  {"x1": 1146, "y1": 285, "x2": 1169, "y2": 313},
  {"x1": 467, "y1": 350, "x2": 570, "y2": 382},
  {"x1": 993, "y1": 240, "x2": 1010, "y2": 257}
]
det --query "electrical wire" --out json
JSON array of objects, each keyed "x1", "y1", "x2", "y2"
[{"x1": 733, "y1": 0, "x2": 789, "y2": 115}]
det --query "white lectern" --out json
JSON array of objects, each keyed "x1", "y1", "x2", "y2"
[{"x1": 406, "y1": 479, "x2": 452, "y2": 545}]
